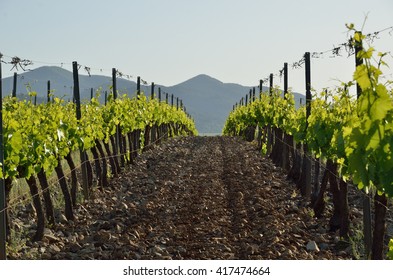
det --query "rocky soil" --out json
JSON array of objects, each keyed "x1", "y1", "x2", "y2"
[{"x1": 9, "y1": 136, "x2": 390, "y2": 259}]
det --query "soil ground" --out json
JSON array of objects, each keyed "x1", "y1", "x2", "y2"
[{"x1": 11, "y1": 136, "x2": 367, "y2": 259}]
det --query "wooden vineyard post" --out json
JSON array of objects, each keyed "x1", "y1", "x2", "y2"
[
  {"x1": 137, "y1": 76, "x2": 141, "y2": 96},
  {"x1": 171, "y1": 94, "x2": 174, "y2": 107},
  {"x1": 12, "y1": 72, "x2": 17, "y2": 98},
  {"x1": 355, "y1": 32, "x2": 363, "y2": 99},
  {"x1": 281, "y1": 62, "x2": 290, "y2": 171},
  {"x1": 112, "y1": 68, "x2": 123, "y2": 167},
  {"x1": 0, "y1": 53, "x2": 7, "y2": 259},
  {"x1": 353, "y1": 31, "x2": 372, "y2": 259},
  {"x1": 156, "y1": 87, "x2": 162, "y2": 144},
  {"x1": 73, "y1": 61, "x2": 89, "y2": 200},
  {"x1": 266, "y1": 74, "x2": 273, "y2": 154},
  {"x1": 112, "y1": 69, "x2": 117, "y2": 97},
  {"x1": 151, "y1": 82, "x2": 155, "y2": 99},
  {"x1": 303, "y1": 52, "x2": 312, "y2": 197},
  {"x1": 90, "y1": 88, "x2": 93, "y2": 100},
  {"x1": 257, "y1": 79, "x2": 263, "y2": 150},
  {"x1": 151, "y1": 84, "x2": 156, "y2": 143},
  {"x1": 47, "y1": 80, "x2": 51, "y2": 103},
  {"x1": 259, "y1": 79, "x2": 263, "y2": 97},
  {"x1": 269, "y1": 73, "x2": 273, "y2": 94}
]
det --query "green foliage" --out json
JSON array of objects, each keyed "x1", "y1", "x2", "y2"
[
  {"x1": 1, "y1": 92, "x2": 196, "y2": 180},
  {"x1": 223, "y1": 26, "x2": 393, "y2": 198},
  {"x1": 223, "y1": 88, "x2": 299, "y2": 139},
  {"x1": 343, "y1": 39, "x2": 393, "y2": 196}
]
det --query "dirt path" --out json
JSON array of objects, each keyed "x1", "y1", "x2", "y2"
[{"x1": 16, "y1": 136, "x2": 353, "y2": 259}]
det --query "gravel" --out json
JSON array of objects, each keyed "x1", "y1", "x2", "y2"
[{"x1": 10, "y1": 136, "x2": 357, "y2": 259}]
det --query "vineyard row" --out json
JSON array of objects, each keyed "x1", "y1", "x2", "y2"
[
  {"x1": 0, "y1": 60, "x2": 197, "y2": 259},
  {"x1": 223, "y1": 29, "x2": 393, "y2": 260}
]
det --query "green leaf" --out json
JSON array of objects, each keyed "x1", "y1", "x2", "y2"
[{"x1": 353, "y1": 65, "x2": 371, "y2": 90}]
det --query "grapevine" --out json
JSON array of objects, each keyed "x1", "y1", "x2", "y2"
[
  {"x1": 223, "y1": 26, "x2": 393, "y2": 259},
  {"x1": 1, "y1": 92, "x2": 196, "y2": 181}
]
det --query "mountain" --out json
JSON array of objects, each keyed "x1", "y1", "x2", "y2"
[
  {"x1": 162, "y1": 74, "x2": 261, "y2": 133},
  {"x1": 1, "y1": 67, "x2": 304, "y2": 134},
  {"x1": 0, "y1": 66, "x2": 149, "y2": 102}
]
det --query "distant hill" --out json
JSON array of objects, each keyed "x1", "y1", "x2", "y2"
[
  {"x1": 161, "y1": 74, "x2": 263, "y2": 133},
  {"x1": 0, "y1": 66, "x2": 147, "y2": 102},
  {"x1": 1, "y1": 66, "x2": 304, "y2": 133}
]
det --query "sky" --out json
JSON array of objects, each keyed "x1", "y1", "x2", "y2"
[{"x1": 1, "y1": 0, "x2": 392, "y2": 94}]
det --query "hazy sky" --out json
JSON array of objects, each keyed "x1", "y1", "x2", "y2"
[{"x1": 1, "y1": 0, "x2": 392, "y2": 93}]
